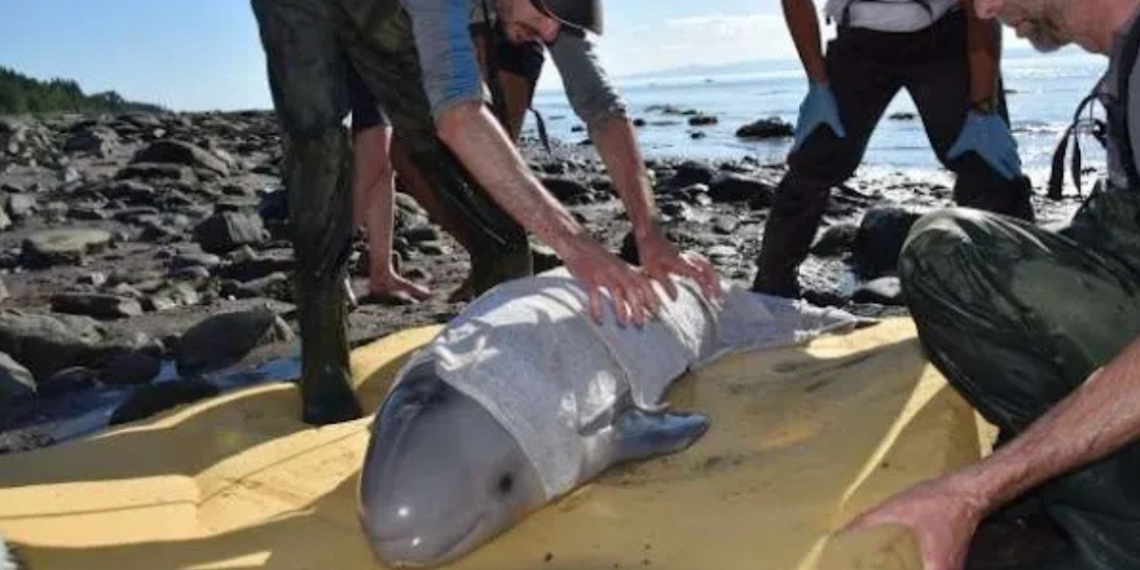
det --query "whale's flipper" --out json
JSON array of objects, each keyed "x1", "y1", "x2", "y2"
[{"x1": 612, "y1": 408, "x2": 710, "y2": 463}]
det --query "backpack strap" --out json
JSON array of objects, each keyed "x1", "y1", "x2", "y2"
[
  {"x1": 1047, "y1": 89, "x2": 1106, "y2": 200},
  {"x1": 529, "y1": 105, "x2": 553, "y2": 154},
  {"x1": 1048, "y1": 16, "x2": 1140, "y2": 199}
]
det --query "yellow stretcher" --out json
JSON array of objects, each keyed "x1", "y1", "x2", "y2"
[{"x1": 0, "y1": 318, "x2": 992, "y2": 570}]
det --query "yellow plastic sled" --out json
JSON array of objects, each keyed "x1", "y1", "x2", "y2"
[{"x1": 0, "y1": 318, "x2": 991, "y2": 570}]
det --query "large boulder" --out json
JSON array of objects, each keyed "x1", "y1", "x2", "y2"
[
  {"x1": 0, "y1": 310, "x2": 105, "y2": 380},
  {"x1": 130, "y1": 140, "x2": 230, "y2": 177},
  {"x1": 63, "y1": 125, "x2": 121, "y2": 157},
  {"x1": 851, "y1": 207, "x2": 923, "y2": 279},
  {"x1": 811, "y1": 223, "x2": 860, "y2": 257},
  {"x1": 174, "y1": 306, "x2": 294, "y2": 375},
  {"x1": 21, "y1": 229, "x2": 114, "y2": 268},
  {"x1": 736, "y1": 117, "x2": 794, "y2": 140},
  {"x1": 50, "y1": 293, "x2": 145, "y2": 320},
  {"x1": 193, "y1": 212, "x2": 267, "y2": 255},
  {"x1": 665, "y1": 161, "x2": 716, "y2": 189},
  {"x1": 707, "y1": 174, "x2": 773, "y2": 204}
]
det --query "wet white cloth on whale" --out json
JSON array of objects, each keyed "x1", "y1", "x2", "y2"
[{"x1": 392, "y1": 268, "x2": 862, "y2": 499}]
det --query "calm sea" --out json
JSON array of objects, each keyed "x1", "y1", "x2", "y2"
[{"x1": 529, "y1": 46, "x2": 1109, "y2": 191}]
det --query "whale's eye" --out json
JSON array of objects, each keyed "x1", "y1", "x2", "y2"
[{"x1": 497, "y1": 473, "x2": 514, "y2": 495}]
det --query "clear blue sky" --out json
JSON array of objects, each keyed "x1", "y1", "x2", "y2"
[{"x1": 0, "y1": 0, "x2": 1034, "y2": 112}]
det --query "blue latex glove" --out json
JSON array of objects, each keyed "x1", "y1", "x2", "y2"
[
  {"x1": 792, "y1": 82, "x2": 846, "y2": 152},
  {"x1": 947, "y1": 110, "x2": 1023, "y2": 180}
]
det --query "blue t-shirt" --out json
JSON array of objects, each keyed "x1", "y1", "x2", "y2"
[{"x1": 400, "y1": 0, "x2": 625, "y2": 124}]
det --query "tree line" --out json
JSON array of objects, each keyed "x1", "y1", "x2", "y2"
[{"x1": 0, "y1": 66, "x2": 164, "y2": 115}]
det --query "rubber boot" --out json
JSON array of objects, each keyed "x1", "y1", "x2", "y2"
[
  {"x1": 285, "y1": 126, "x2": 364, "y2": 425},
  {"x1": 752, "y1": 174, "x2": 832, "y2": 297}
]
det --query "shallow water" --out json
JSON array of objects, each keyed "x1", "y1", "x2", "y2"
[
  {"x1": 0, "y1": 353, "x2": 304, "y2": 454},
  {"x1": 530, "y1": 46, "x2": 1108, "y2": 193}
]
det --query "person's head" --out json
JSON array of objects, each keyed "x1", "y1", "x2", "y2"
[
  {"x1": 975, "y1": 0, "x2": 1135, "y2": 54},
  {"x1": 496, "y1": 0, "x2": 602, "y2": 45}
]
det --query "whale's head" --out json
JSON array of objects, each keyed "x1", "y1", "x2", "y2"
[{"x1": 358, "y1": 364, "x2": 545, "y2": 568}]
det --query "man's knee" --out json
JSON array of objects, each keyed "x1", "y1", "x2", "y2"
[{"x1": 899, "y1": 208, "x2": 1006, "y2": 302}]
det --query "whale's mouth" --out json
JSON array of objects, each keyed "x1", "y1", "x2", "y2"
[{"x1": 372, "y1": 512, "x2": 489, "y2": 568}]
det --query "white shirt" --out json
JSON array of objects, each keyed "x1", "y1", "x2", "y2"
[{"x1": 823, "y1": 0, "x2": 959, "y2": 32}]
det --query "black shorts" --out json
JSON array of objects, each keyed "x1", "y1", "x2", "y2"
[{"x1": 347, "y1": 61, "x2": 390, "y2": 133}]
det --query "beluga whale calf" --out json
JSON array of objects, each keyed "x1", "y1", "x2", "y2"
[{"x1": 357, "y1": 267, "x2": 860, "y2": 567}]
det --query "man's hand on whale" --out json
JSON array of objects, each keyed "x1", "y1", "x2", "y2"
[
  {"x1": 584, "y1": 107, "x2": 725, "y2": 308},
  {"x1": 436, "y1": 100, "x2": 669, "y2": 328},
  {"x1": 560, "y1": 232, "x2": 664, "y2": 327},
  {"x1": 637, "y1": 227, "x2": 722, "y2": 304}
]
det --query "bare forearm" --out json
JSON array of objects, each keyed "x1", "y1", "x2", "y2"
[
  {"x1": 782, "y1": 0, "x2": 827, "y2": 83},
  {"x1": 436, "y1": 101, "x2": 587, "y2": 254},
  {"x1": 957, "y1": 333, "x2": 1140, "y2": 513},
  {"x1": 964, "y1": 0, "x2": 999, "y2": 105},
  {"x1": 589, "y1": 113, "x2": 660, "y2": 241}
]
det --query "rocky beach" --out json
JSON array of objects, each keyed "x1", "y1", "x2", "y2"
[{"x1": 0, "y1": 109, "x2": 1085, "y2": 453}]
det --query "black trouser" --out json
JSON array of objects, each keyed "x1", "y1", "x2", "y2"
[
  {"x1": 900, "y1": 183, "x2": 1140, "y2": 569},
  {"x1": 753, "y1": 9, "x2": 1035, "y2": 297}
]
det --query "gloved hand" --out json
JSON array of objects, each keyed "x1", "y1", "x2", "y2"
[
  {"x1": 792, "y1": 82, "x2": 846, "y2": 152},
  {"x1": 947, "y1": 110, "x2": 1022, "y2": 180}
]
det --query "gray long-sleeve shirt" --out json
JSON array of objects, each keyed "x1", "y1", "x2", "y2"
[{"x1": 400, "y1": 0, "x2": 625, "y2": 125}]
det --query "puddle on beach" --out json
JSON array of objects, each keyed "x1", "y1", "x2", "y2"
[{"x1": 0, "y1": 353, "x2": 305, "y2": 454}]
